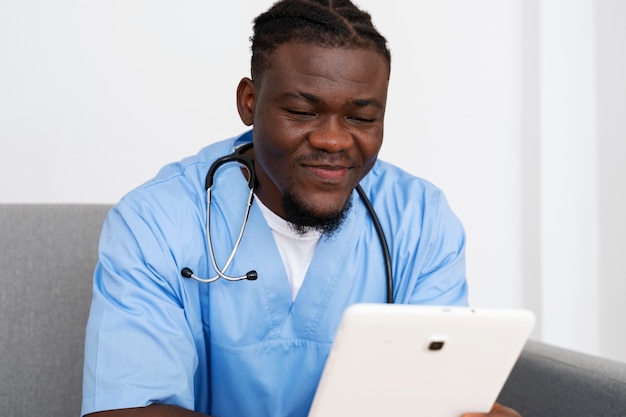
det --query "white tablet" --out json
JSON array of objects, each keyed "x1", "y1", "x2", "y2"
[{"x1": 308, "y1": 303, "x2": 535, "y2": 417}]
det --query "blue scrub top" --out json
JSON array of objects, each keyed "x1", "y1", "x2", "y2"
[{"x1": 82, "y1": 131, "x2": 468, "y2": 417}]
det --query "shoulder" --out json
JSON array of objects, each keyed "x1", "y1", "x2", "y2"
[
  {"x1": 118, "y1": 131, "x2": 252, "y2": 212},
  {"x1": 361, "y1": 159, "x2": 446, "y2": 206},
  {"x1": 358, "y1": 159, "x2": 463, "y2": 238}
]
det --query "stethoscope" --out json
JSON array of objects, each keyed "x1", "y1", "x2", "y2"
[{"x1": 181, "y1": 143, "x2": 394, "y2": 303}]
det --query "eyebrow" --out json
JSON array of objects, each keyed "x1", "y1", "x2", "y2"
[
  {"x1": 351, "y1": 98, "x2": 383, "y2": 108},
  {"x1": 280, "y1": 91, "x2": 384, "y2": 109}
]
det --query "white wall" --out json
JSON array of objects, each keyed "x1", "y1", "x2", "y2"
[
  {"x1": 1, "y1": 0, "x2": 624, "y2": 362},
  {"x1": 521, "y1": 0, "x2": 626, "y2": 363},
  {"x1": 537, "y1": 0, "x2": 600, "y2": 354},
  {"x1": 595, "y1": 0, "x2": 626, "y2": 363}
]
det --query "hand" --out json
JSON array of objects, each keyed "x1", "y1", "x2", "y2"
[{"x1": 461, "y1": 402, "x2": 522, "y2": 417}]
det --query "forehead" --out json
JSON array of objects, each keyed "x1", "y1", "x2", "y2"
[{"x1": 258, "y1": 42, "x2": 390, "y2": 99}]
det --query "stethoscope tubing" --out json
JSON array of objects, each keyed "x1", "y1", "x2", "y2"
[
  {"x1": 181, "y1": 145, "x2": 394, "y2": 303},
  {"x1": 356, "y1": 184, "x2": 393, "y2": 303},
  {"x1": 202, "y1": 185, "x2": 255, "y2": 282},
  {"x1": 205, "y1": 154, "x2": 258, "y2": 282}
]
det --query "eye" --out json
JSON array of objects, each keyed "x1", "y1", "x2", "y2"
[
  {"x1": 347, "y1": 115, "x2": 377, "y2": 124},
  {"x1": 285, "y1": 109, "x2": 317, "y2": 119}
]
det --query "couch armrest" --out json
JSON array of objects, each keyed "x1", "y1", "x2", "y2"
[
  {"x1": 498, "y1": 339, "x2": 626, "y2": 417},
  {"x1": 0, "y1": 204, "x2": 110, "y2": 417}
]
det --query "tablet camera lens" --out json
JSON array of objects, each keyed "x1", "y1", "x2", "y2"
[{"x1": 428, "y1": 341, "x2": 445, "y2": 351}]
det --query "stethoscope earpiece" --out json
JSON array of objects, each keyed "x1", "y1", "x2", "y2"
[
  {"x1": 245, "y1": 271, "x2": 258, "y2": 281},
  {"x1": 181, "y1": 267, "x2": 257, "y2": 282}
]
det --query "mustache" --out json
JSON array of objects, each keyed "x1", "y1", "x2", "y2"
[{"x1": 295, "y1": 150, "x2": 361, "y2": 167}]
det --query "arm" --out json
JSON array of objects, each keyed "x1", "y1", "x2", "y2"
[
  {"x1": 87, "y1": 404, "x2": 209, "y2": 417},
  {"x1": 403, "y1": 186, "x2": 469, "y2": 306},
  {"x1": 82, "y1": 202, "x2": 208, "y2": 415}
]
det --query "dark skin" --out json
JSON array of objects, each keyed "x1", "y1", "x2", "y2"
[{"x1": 86, "y1": 42, "x2": 521, "y2": 417}]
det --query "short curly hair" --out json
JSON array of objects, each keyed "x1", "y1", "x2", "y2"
[{"x1": 250, "y1": 0, "x2": 391, "y2": 80}]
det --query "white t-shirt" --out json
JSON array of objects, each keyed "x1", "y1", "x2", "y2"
[{"x1": 255, "y1": 196, "x2": 321, "y2": 300}]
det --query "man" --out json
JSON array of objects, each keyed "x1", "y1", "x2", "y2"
[{"x1": 82, "y1": 1, "x2": 521, "y2": 416}]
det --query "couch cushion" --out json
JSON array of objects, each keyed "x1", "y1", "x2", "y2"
[
  {"x1": 498, "y1": 339, "x2": 626, "y2": 417},
  {"x1": 0, "y1": 204, "x2": 110, "y2": 417}
]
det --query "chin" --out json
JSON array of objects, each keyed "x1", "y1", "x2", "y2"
[
  {"x1": 306, "y1": 195, "x2": 351, "y2": 216},
  {"x1": 281, "y1": 189, "x2": 353, "y2": 234}
]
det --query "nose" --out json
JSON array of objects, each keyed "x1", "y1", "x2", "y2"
[{"x1": 307, "y1": 117, "x2": 352, "y2": 153}]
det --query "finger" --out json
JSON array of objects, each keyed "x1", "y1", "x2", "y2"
[{"x1": 460, "y1": 402, "x2": 522, "y2": 417}]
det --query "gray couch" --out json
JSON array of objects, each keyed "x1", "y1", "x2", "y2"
[{"x1": 1, "y1": 204, "x2": 626, "y2": 417}]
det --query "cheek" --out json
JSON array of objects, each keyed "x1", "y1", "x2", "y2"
[
  {"x1": 253, "y1": 134, "x2": 293, "y2": 190},
  {"x1": 359, "y1": 155, "x2": 378, "y2": 180},
  {"x1": 359, "y1": 135, "x2": 384, "y2": 168}
]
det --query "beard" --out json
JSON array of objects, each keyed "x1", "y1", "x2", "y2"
[{"x1": 281, "y1": 190, "x2": 353, "y2": 237}]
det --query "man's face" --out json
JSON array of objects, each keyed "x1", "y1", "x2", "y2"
[{"x1": 237, "y1": 42, "x2": 389, "y2": 231}]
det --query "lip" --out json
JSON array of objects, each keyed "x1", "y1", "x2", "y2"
[{"x1": 304, "y1": 164, "x2": 351, "y2": 181}]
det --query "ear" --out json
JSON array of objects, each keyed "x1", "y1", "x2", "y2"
[{"x1": 236, "y1": 77, "x2": 256, "y2": 126}]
